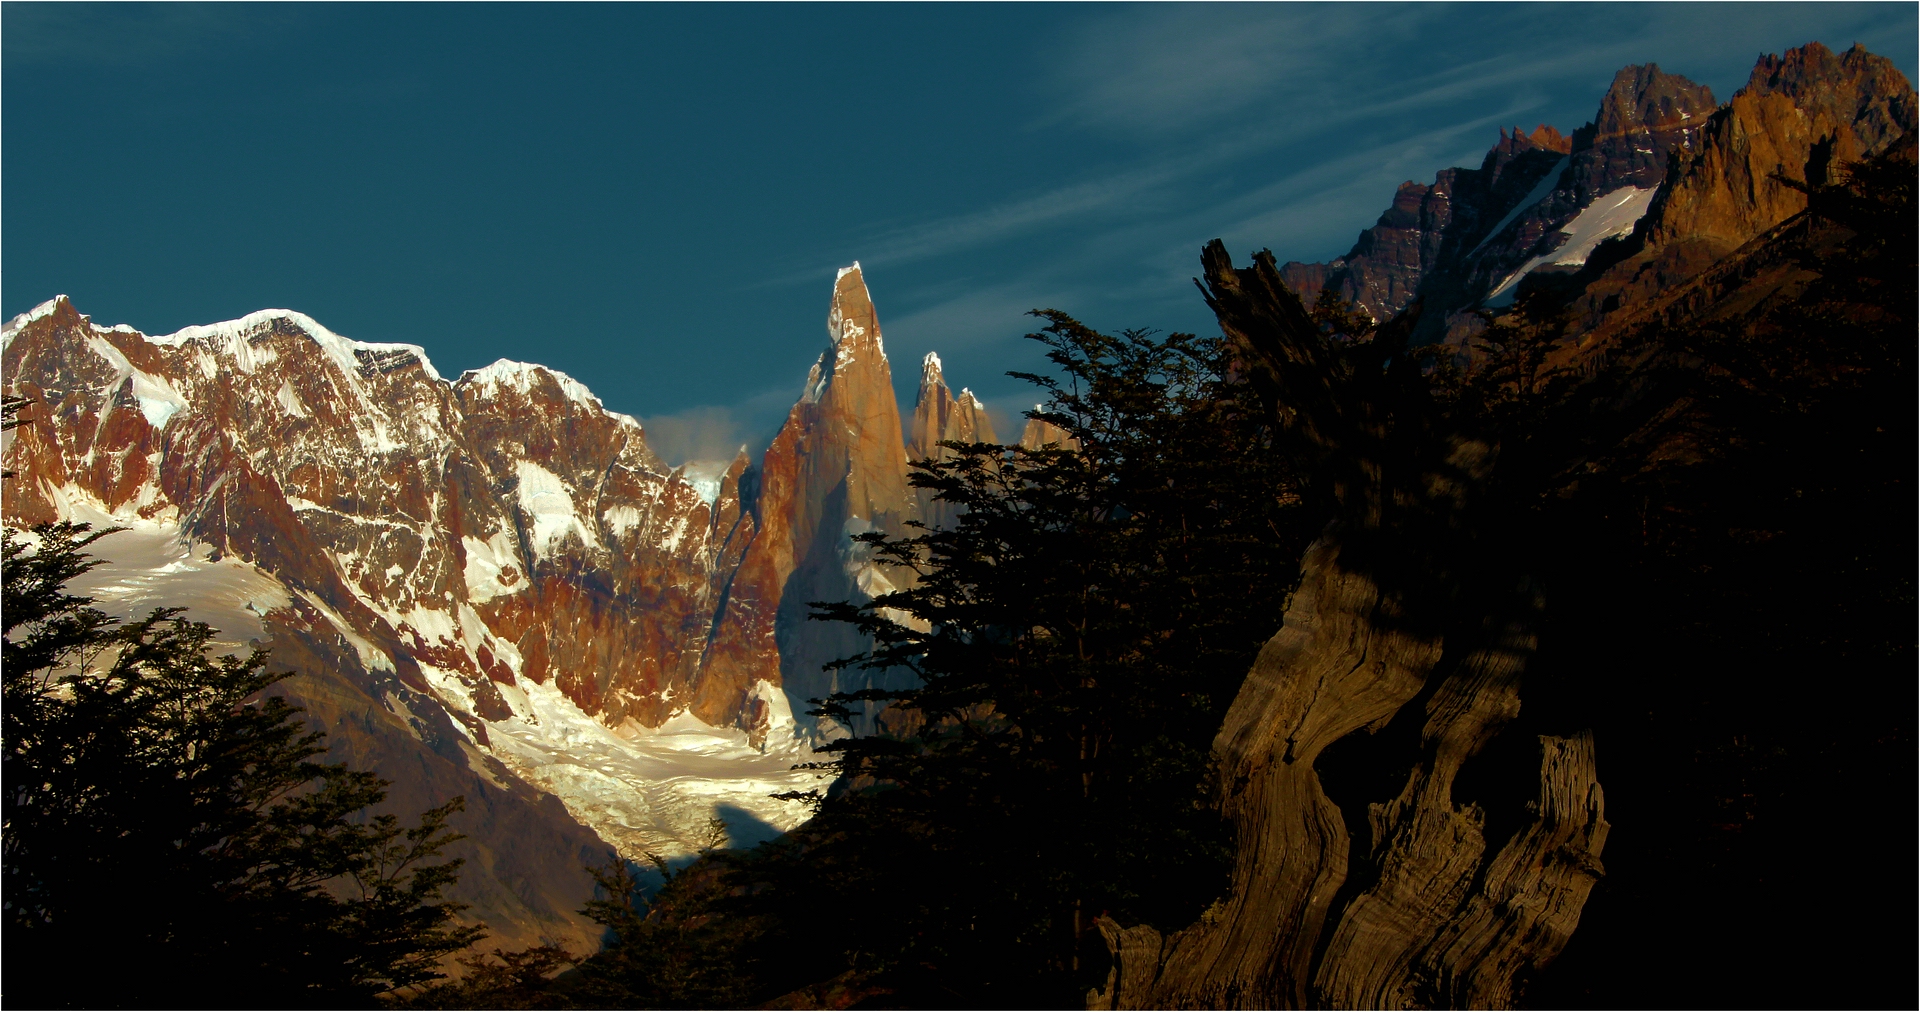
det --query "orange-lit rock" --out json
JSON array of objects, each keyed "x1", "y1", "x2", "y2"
[
  {"x1": 696, "y1": 264, "x2": 918, "y2": 738},
  {"x1": 908, "y1": 351, "x2": 997, "y2": 530}
]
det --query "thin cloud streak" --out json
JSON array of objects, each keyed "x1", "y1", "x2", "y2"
[
  {"x1": 1, "y1": 5, "x2": 314, "y2": 65},
  {"x1": 765, "y1": 21, "x2": 1667, "y2": 290},
  {"x1": 642, "y1": 8, "x2": 1920, "y2": 411}
]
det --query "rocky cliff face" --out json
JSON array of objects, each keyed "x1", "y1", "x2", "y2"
[
  {"x1": 694, "y1": 263, "x2": 921, "y2": 740},
  {"x1": 1285, "y1": 44, "x2": 1914, "y2": 354},
  {"x1": 1, "y1": 263, "x2": 982, "y2": 945},
  {"x1": 908, "y1": 351, "x2": 997, "y2": 530},
  {"x1": 1278, "y1": 124, "x2": 1573, "y2": 321},
  {"x1": 1281, "y1": 63, "x2": 1719, "y2": 340},
  {"x1": 1, "y1": 299, "x2": 617, "y2": 951},
  {"x1": 1018, "y1": 409, "x2": 1078, "y2": 451},
  {"x1": 1565, "y1": 42, "x2": 1914, "y2": 339},
  {"x1": 0, "y1": 299, "x2": 751, "y2": 735},
  {"x1": 1091, "y1": 41, "x2": 1913, "y2": 1011}
]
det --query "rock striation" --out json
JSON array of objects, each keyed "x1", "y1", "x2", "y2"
[{"x1": 1085, "y1": 243, "x2": 1611, "y2": 1009}]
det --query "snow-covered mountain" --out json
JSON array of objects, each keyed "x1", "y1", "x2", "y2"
[
  {"x1": 15, "y1": 40, "x2": 1900, "y2": 958},
  {"x1": 0, "y1": 263, "x2": 982, "y2": 948}
]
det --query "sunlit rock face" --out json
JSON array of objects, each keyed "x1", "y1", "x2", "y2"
[
  {"x1": 1271, "y1": 44, "x2": 1913, "y2": 351},
  {"x1": 0, "y1": 266, "x2": 970, "y2": 940},
  {"x1": 2, "y1": 297, "x2": 756, "y2": 735},
  {"x1": 696, "y1": 264, "x2": 921, "y2": 741},
  {"x1": 0, "y1": 253, "x2": 998, "y2": 927},
  {"x1": 907, "y1": 351, "x2": 997, "y2": 531},
  {"x1": 1278, "y1": 60, "x2": 1720, "y2": 336},
  {"x1": 1651, "y1": 41, "x2": 1914, "y2": 250},
  {"x1": 1563, "y1": 43, "x2": 1915, "y2": 337},
  {"x1": 1, "y1": 298, "x2": 615, "y2": 951}
]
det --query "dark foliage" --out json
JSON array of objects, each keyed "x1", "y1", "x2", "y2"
[
  {"x1": 563, "y1": 822, "x2": 771, "y2": 1009},
  {"x1": 1516, "y1": 139, "x2": 1916, "y2": 1008},
  {"x1": 2, "y1": 520, "x2": 484, "y2": 1009},
  {"x1": 401, "y1": 945, "x2": 581, "y2": 1009},
  {"x1": 698, "y1": 317, "x2": 1321, "y2": 1006}
]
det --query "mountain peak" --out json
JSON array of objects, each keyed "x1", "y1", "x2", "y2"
[
  {"x1": 1526, "y1": 123, "x2": 1572, "y2": 153},
  {"x1": 142, "y1": 307, "x2": 445, "y2": 384},
  {"x1": 1588, "y1": 63, "x2": 1715, "y2": 143},
  {"x1": 920, "y1": 351, "x2": 945, "y2": 390},
  {"x1": 458, "y1": 359, "x2": 606, "y2": 412},
  {"x1": 1738, "y1": 40, "x2": 1916, "y2": 154},
  {"x1": 827, "y1": 262, "x2": 886, "y2": 365}
]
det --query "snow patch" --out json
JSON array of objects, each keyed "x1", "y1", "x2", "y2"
[
  {"x1": 390, "y1": 602, "x2": 459, "y2": 651},
  {"x1": 461, "y1": 530, "x2": 526, "y2": 603},
  {"x1": 293, "y1": 589, "x2": 396, "y2": 674},
  {"x1": 276, "y1": 380, "x2": 309, "y2": 418},
  {"x1": 483, "y1": 677, "x2": 828, "y2": 861},
  {"x1": 1485, "y1": 185, "x2": 1660, "y2": 306},
  {"x1": 828, "y1": 264, "x2": 886, "y2": 363},
  {"x1": 1470, "y1": 156, "x2": 1571, "y2": 255},
  {"x1": 57, "y1": 495, "x2": 291, "y2": 647},
  {"x1": 147, "y1": 308, "x2": 443, "y2": 384},
  {"x1": 82, "y1": 334, "x2": 191, "y2": 431},
  {"x1": 677, "y1": 459, "x2": 732, "y2": 507},
  {"x1": 603, "y1": 505, "x2": 644, "y2": 540},
  {"x1": 515, "y1": 460, "x2": 598, "y2": 559},
  {"x1": 801, "y1": 354, "x2": 829, "y2": 404},
  {"x1": 419, "y1": 662, "x2": 480, "y2": 717},
  {"x1": 655, "y1": 513, "x2": 692, "y2": 555},
  {"x1": 459, "y1": 360, "x2": 604, "y2": 410},
  {"x1": 4, "y1": 296, "x2": 66, "y2": 334}
]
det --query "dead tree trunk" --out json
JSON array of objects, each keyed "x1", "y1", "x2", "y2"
[{"x1": 1086, "y1": 244, "x2": 1608, "y2": 1010}]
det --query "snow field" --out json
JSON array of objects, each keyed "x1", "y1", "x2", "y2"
[{"x1": 1486, "y1": 185, "x2": 1660, "y2": 305}]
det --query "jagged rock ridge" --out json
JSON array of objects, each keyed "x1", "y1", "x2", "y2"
[
  {"x1": 908, "y1": 351, "x2": 997, "y2": 531},
  {"x1": 1282, "y1": 62, "x2": 1720, "y2": 342},
  {"x1": 0, "y1": 263, "x2": 989, "y2": 947},
  {"x1": 1089, "y1": 40, "x2": 1912, "y2": 1010}
]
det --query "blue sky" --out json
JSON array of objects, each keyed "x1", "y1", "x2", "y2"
[{"x1": 5, "y1": 3, "x2": 1913, "y2": 463}]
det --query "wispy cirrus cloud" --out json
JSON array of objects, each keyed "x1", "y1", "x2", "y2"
[
  {"x1": 754, "y1": 3, "x2": 1919, "y2": 419},
  {"x1": 1, "y1": 4, "x2": 317, "y2": 66},
  {"x1": 1035, "y1": 5, "x2": 1441, "y2": 138},
  {"x1": 768, "y1": 16, "x2": 1645, "y2": 288}
]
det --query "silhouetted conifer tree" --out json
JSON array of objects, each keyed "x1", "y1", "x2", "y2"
[
  {"x1": 2, "y1": 513, "x2": 483, "y2": 1008},
  {"x1": 692, "y1": 315, "x2": 1327, "y2": 1005}
]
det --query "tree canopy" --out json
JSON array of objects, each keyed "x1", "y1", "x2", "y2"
[{"x1": 2, "y1": 519, "x2": 483, "y2": 1008}]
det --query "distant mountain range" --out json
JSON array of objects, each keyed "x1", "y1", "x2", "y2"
[
  {"x1": 1280, "y1": 41, "x2": 1911, "y2": 347},
  {"x1": 3, "y1": 40, "x2": 1909, "y2": 956}
]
